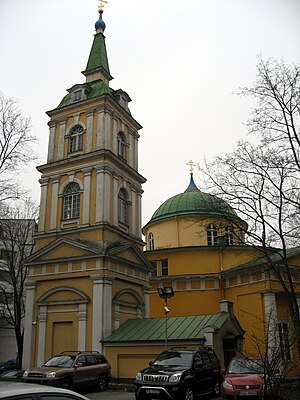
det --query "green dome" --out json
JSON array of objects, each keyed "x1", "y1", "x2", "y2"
[{"x1": 144, "y1": 175, "x2": 243, "y2": 229}]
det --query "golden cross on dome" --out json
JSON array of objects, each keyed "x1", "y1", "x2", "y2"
[
  {"x1": 186, "y1": 160, "x2": 196, "y2": 174},
  {"x1": 98, "y1": 0, "x2": 108, "y2": 13}
]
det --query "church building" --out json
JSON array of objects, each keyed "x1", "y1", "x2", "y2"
[
  {"x1": 22, "y1": 3, "x2": 300, "y2": 383},
  {"x1": 23, "y1": 4, "x2": 152, "y2": 370}
]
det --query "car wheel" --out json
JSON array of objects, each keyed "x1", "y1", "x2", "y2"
[
  {"x1": 61, "y1": 378, "x2": 73, "y2": 390},
  {"x1": 184, "y1": 385, "x2": 194, "y2": 400},
  {"x1": 212, "y1": 380, "x2": 220, "y2": 397},
  {"x1": 97, "y1": 375, "x2": 108, "y2": 392}
]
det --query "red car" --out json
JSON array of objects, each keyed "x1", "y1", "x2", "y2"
[{"x1": 222, "y1": 357, "x2": 267, "y2": 400}]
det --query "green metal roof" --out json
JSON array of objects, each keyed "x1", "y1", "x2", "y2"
[
  {"x1": 85, "y1": 32, "x2": 110, "y2": 74},
  {"x1": 225, "y1": 246, "x2": 300, "y2": 274},
  {"x1": 144, "y1": 189, "x2": 241, "y2": 229},
  {"x1": 57, "y1": 80, "x2": 113, "y2": 109},
  {"x1": 104, "y1": 313, "x2": 228, "y2": 343}
]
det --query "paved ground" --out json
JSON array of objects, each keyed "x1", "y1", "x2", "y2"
[
  {"x1": 82, "y1": 388, "x2": 221, "y2": 400},
  {"x1": 83, "y1": 389, "x2": 135, "y2": 399}
]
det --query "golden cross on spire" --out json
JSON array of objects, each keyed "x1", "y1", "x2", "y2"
[
  {"x1": 186, "y1": 160, "x2": 196, "y2": 174},
  {"x1": 98, "y1": 0, "x2": 108, "y2": 13}
]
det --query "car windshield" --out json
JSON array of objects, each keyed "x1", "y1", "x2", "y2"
[
  {"x1": 228, "y1": 359, "x2": 265, "y2": 374},
  {"x1": 152, "y1": 351, "x2": 193, "y2": 367},
  {"x1": 43, "y1": 355, "x2": 75, "y2": 368}
]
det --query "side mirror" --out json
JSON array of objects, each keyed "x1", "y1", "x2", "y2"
[{"x1": 194, "y1": 361, "x2": 203, "y2": 368}]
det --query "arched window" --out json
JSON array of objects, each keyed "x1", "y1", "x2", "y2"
[
  {"x1": 149, "y1": 232, "x2": 155, "y2": 250},
  {"x1": 225, "y1": 226, "x2": 234, "y2": 245},
  {"x1": 63, "y1": 182, "x2": 80, "y2": 220},
  {"x1": 118, "y1": 188, "x2": 128, "y2": 224},
  {"x1": 207, "y1": 224, "x2": 218, "y2": 246},
  {"x1": 117, "y1": 132, "x2": 126, "y2": 158},
  {"x1": 69, "y1": 125, "x2": 83, "y2": 153}
]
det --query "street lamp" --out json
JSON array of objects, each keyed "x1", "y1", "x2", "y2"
[{"x1": 157, "y1": 286, "x2": 174, "y2": 349}]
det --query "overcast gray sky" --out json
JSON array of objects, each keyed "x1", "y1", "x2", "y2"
[{"x1": 0, "y1": 0, "x2": 299, "y2": 227}]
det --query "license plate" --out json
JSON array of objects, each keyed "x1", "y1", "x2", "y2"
[
  {"x1": 240, "y1": 391, "x2": 258, "y2": 396},
  {"x1": 146, "y1": 389, "x2": 160, "y2": 394}
]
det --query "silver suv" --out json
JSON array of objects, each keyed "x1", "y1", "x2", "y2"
[{"x1": 22, "y1": 351, "x2": 111, "y2": 391}]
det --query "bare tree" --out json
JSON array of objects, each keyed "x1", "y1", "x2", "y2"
[
  {"x1": 0, "y1": 199, "x2": 37, "y2": 365},
  {"x1": 0, "y1": 92, "x2": 37, "y2": 202},
  {"x1": 200, "y1": 58, "x2": 300, "y2": 364}
]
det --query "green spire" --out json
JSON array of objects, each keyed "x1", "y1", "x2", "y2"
[{"x1": 83, "y1": 32, "x2": 112, "y2": 83}]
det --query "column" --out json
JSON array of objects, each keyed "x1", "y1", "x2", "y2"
[
  {"x1": 91, "y1": 275, "x2": 104, "y2": 353},
  {"x1": 57, "y1": 118, "x2": 66, "y2": 161},
  {"x1": 112, "y1": 117, "x2": 118, "y2": 154},
  {"x1": 136, "y1": 191, "x2": 142, "y2": 239},
  {"x1": 37, "y1": 305, "x2": 47, "y2": 366},
  {"x1": 134, "y1": 133, "x2": 139, "y2": 170},
  {"x1": 47, "y1": 121, "x2": 56, "y2": 163},
  {"x1": 50, "y1": 176, "x2": 60, "y2": 231},
  {"x1": 104, "y1": 170, "x2": 111, "y2": 223},
  {"x1": 263, "y1": 290, "x2": 278, "y2": 356},
  {"x1": 112, "y1": 174, "x2": 119, "y2": 226},
  {"x1": 128, "y1": 130, "x2": 133, "y2": 168},
  {"x1": 102, "y1": 276, "x2": 113, "y2": 340},
  {"x1": 82, "y1": 168, "x2": 92, "y2": 225},
  {"x1": 104, "y1": 112, "x2": 110, "y2": 149},
  {"x1": 22, "y1": 281, "x2": 37, "y2": 369},
  {"x1": 95, "y1": 168, "x2": 104, "y2": 223},
  {"x1": 91, "y1": 275, "x2": 114, "y2": 353},
  {"x1": 37, "y1": 178, "x2": 48, "y2": 233},
  {"x1": 86, "y1": 111, "x2": 94, "y2": 153},
  {"x1": 78, "y1": 304, "x2": 87, "y2": 351},
  {"x1": 96, "y1": 109, "x2": 105, "y2": 150},
  {"x1": 131, "y1": 188, "x2": 137, "y2": 236}
]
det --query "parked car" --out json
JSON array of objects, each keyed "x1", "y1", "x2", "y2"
[
  {"x1": 0, "y1": 358, "x2": 20, "y2": 371},
  {"x1": 0, "y1": 381, "x2": 90, "y2": 400},
  {"x1": 134, "y1": 346, "x2": 221, "y2": 400},
  {"x1": 221, "y1": 356, "x2": 267, "y2": 400},
  {"x1": 21, "y1": 351, "x2": 111, "y2": 391}
]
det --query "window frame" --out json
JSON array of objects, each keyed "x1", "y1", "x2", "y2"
[
  {"x1": 117, "y1": 131, "x2": 126, "y2": 159},
  {"x1": 161, "y1": 259, "x2": 168, "y2": 276},
  {"x1": 69, "y1": 125, "x2": 84, "y2": 153},
  {"x1": 277, "y1": 321, "x2": 292, "y2": 361},
  {"x1": 118, "y1": 188, "x2": 128, "y2": 225},
  {"x1": 225, "y1": 226, "x2": 234, "y2": 246},
  {"x1": 207, "y1": 224, "x2": 218, "y2": 246},
  {"x1": 150, "y1": 261, "x2": 157, "y2": 277},
  {"x1": 149, "y1": 232, "x2": 155, "y2": 250},
  {"x1": 62, "y1": 182, "x2": 80, "y2": 220}
]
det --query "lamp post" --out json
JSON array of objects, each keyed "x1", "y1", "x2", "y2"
[{"x1": 157, "y1": 287, "x2": 174, "y2": 349}]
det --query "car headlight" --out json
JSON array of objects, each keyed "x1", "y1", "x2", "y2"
[
  {"x1": 23, "y1": 370, "x2": 29, "y2": 377},
  {"x1": 223, "y1": 380, "x2": 234, "y2": 390},
  {"x1": 169, "y1": 372, "x2": 183, "y2": 382},
  {"x1": 46, "y1": 371, "x2": 56, "y2": 378},
  {"x1": 135, "y1": 372, "x2": 142, "y2": 381}
]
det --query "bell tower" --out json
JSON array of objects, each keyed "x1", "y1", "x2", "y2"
[{"x1": 23, "y1": 4, "x2": 151, "y2": 369}]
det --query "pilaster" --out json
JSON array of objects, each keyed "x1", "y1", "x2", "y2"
[
  {"x1": 86, "y1": 110, "x2": 94, "y2": 152},
  {"x1": 82, "y1": 168, "x2": 92, "y2": 225},
  {"x1": 37, "y1": 305, "x2": 47, "y2": 366},
  {"x1": 37, "y1": 178, "x2": 49, "y2": 233},
  {"x1": 47, "y1": 121, "x2": 56, "y2": 163},
  {"x1": 57, "y1": 118, "x2": 67, "y2": 160},
  {"x1": 50, "y1": 176, "x2": 60, "y2": 231},
  {"x1": 22, "y1": 281, "x2": 37, "y2": 369}
]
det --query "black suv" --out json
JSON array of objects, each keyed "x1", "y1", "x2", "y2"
[
  {"x1": 134, "y1": 347, "x2": 221, "y2": 400},
  {"x1": 22, "y1": 351, "x2": 111, "y2": 391}
]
